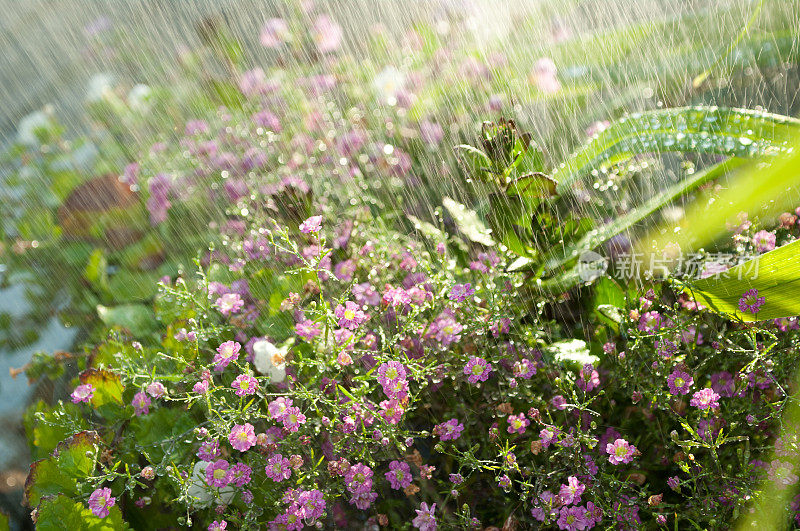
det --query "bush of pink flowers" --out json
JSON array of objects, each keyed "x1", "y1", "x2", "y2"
[{"x1": 21, "y1": 189, "x2": 800, "y2": 529}]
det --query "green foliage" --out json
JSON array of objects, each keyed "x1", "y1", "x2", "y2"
[
  {"x1": 679, "y1": 239, "x2": 800, "y2": 321},
  {"x1": 25, "y1": 432, "x2": 99, "y2": 507},
  {"x1": 96, "y1": 304, "x2": 157, "y2": 337},
  {"x1": 554, "y1": 106, "x2": 800, "y2": 193},
  {"x1": 34, "y1": 494, "x2": 128, "y2": 531}
]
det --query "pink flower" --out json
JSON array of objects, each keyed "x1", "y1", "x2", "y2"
[
  {"x1": 205, "y1": 459, "x2": 232, "y2": 487},
  {"x1": 334, "y1": 301, "x2": 369, "y2": 330},
  {"x1": 380, "y1": 399, "x2": 405, "y2": 424},
  {"x1": 214, "y1": 293, "x2": 244, "y2": 316},
  {"x1": 433, "y1": 418, "x2": 464, "y2": 441},
  {"x1": 559, "y1": 476, "x2": 585, "y2": 505},
  {"x1": 265, "y1": 454, "x2": 292, "y2": 482},
  {"x1": 132, "y1": 392, "x2": 150, "y2": 416},
  {"x1": 88, "y1": 487, "x2": 115, "y2": 518},
  {"x1": 412, "y1": 502, "x2": 437, "y2": 530},
  {"x1": 690, "y1": 388, "x2": 720, "y2": 410},
  {"x1": 667, "y1": 370, "x2": 694, "y2": 395},
  {"x1": 606, "y1": 438, "x2": 637, "y2": 465},
  {"x1": 208, "y1": 521, "x2": 227, "y2": 531},
  {"x1": 513, "y1": 359, "x2": 537, "y2": 379},
  {"x1": 312, "y1": 15, "x2": 342, "y2": 53},
  {"x1": 295, "y1": 319, "x2": 322, "y2": 342},
  {"x1": 349, "y1": 489, "x2": 378, "y2": 510},
  {"x1": 385, "y1": 460, "x2": 412, "y2": 490},
  {"x1": 230, "y1": 462, "x2": 252, "y2": 487},
  {"x1": 146, "y1": 381, "x2": 166, "y2": 398},
  {"x1": 299, "y1": 215, "x2": 322, "y2": 233},
  {"x1": 345, "y1": 462, "x2": 374, "y2": 494},
  {"x1": 193, "y1": 379, "x2": 210, "y2": 394},
  {"x1": 638, "y1": 311, "x2": 662, "y2": 333},
  {"x1": 377, "y1": 361, "x2": 407, "y2": 388},
  {"x1": 214, "y1": 341, "x2": 241, "y2": 371},
  {"x1": 71, "y1": 384, "x2": 94, "y2": 404},
  {"x1": 231, "y1": 374, "x2": 259, "y2": 396},
  {"x1": 767, "y1": 459, "x2": 799, "y2": 487},
  {"x1": 197, "y1": 440, "x2": 220, "y2": 462},
  {"x1": 281, "y1": 407, "x2": 306, "y2": 432},
  {"x1": 268, "y1": 397, "x2": 293, "y2": 420},
  {"x1": 752, "y1": 230, "x2": 776, "y2": 253},
  {"x1": 434, "y1": 316, "x2": 462, "y2": 346},
  {"x1": 540, "y1": 427, "x2": 559, "y2": 448},
  {"x1": 738, "y1": 288, "x2": 765, "y2": 314},
  {"x1": 507, "y1": 413, "x2": 530, "y2": 434},
  {"x1": 448, "y1": 283, "x2": 475, "y2": 303},
  {"x1": 557, "y1": 505, "x2": 589, "y2": 530},
  {"x1": 383, "y1": 285, "x2": 411, "y2": 307},
  {"x1": 229, "y1": 423, "x2": 256, "y2": 451},
  {"x1": 260, "y1": 18, "x2": 289, "y2": 48},
  {"x1": 463, "y1": 356, "x2": 491, "y2": 384}
]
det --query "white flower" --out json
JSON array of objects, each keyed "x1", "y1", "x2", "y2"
[
  {"x1": 16, "y1": 109, "x2": 52, "y2": 146},
  {"x1": 373, "y1": 66, "x2": 405, "y2": 104},
  {"x1": 127, "y1": 84, "x2": 152, "y2": 112},
  {"x1": 86, "y1": 72, "x2": 115, "y2": 102},
  {"x1": 253, "y1": 339, "x2": 288, "y2": 383},
  {"x1": 187, "y1": 461, "x2": 234, "y2": 508}
]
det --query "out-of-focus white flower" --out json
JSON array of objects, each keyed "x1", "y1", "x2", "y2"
[
  {"x1": 16, "y1": 109, "x2": 52, "y2": 146},
  {"x1": 253, "y1": 340, "x2": 288, "y2": 383},
  {"x1": 86, "y1": 73, "x2": 115, "y2": 102},
  {"x1": 187, "y1": 461, "x2": 234, "y2": 508},
  {"x1": 127, "y1": 84, "x2": 152, "y2": 112},
  {"x1": 373, "y1": 67, "x2": 405, "y2": 105}
]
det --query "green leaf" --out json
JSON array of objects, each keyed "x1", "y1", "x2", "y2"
[
  {"x1": 442, "y1": 197, "x2": 495, "y2": 247},
  {"x1": 546, "y1": 339, "x2": 599, "y2": 367},
  {"x1": 554, "y1": 106, "x2": 800, "y2": 194},
  {"x1": 97, "y1": 304, "x2": 157, "y2": 336},
  {"x1": 79, "y1": 368, "x2": 124, "y2": 407},
  {"x1": 453, "y1": 144, "x2": 491, "y2": 180},
  {"x1": 678, "y1": 239, "x2": 800, "y2": 322},
  {"x1": 131, "y1": 408, "x2": 195, "y2": 464},
  {"x1": 108, "y1": 270, "x2": 158, "y2": 302},
  {"x1": 34, "y1": 494, "x2": 128, "y2": 531},
  {"x1": 407, "y1": 215, "x2": 446, "y2": 244},
  {"x1": 84, "y1": 249, "x2": 110, "y2": 296},
  {"x1": 542, "y1": 159, "x2": 744, "y2": 273},
  {"x1": 24, "y1": 431, "x2": 99, "y2": 507},
  {"x1": 24, "y1": 401, "x2": 88, "y2": 459}
]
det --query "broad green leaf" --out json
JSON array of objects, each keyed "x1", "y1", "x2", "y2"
[
  {"x1": 442, "y1": 197, "x2": 495, "y2": 247},
  {"x1": 646, "y1": 134, "x2": 800, "y2": 259},
  {"x1": 97, "y1": 304, "x2": 157, "y2": 336},
  {"x1": 554, "y1": 106, "x2": 800, "y2": 194},
  {"x1": 542, "y1": 158, "x2": 745, "y2": 272},
  {"x1": 453, "y1": 144, "x2": 491, "y2": 180},
  {"x1": 546, "y1": 339, "x2": 598, "y2": 367},
  {"x1": 79, "y1": 369, "x2": 124, "y2": 407},
  {"x1": 84, "y1": 249, "x2": 110, "y2": 295},
  {"x1": 407, "y1": 214, "x2": 446, "y2": 244},
  {"x1": 678, "y1": 240, "x2": 800, "y2": 322},
  {"x1": 108, "y1": 270, "x2": 158, "y2": 302},
  {"x1": 24, "y1": 431, "x2": 98, "y2": 507},
  {"x1": 131, "y1": 408, "x2": 195, "y2": 464},
  {"x1": 34, "y1": 494, "x2": 128, "y2": 531}
]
